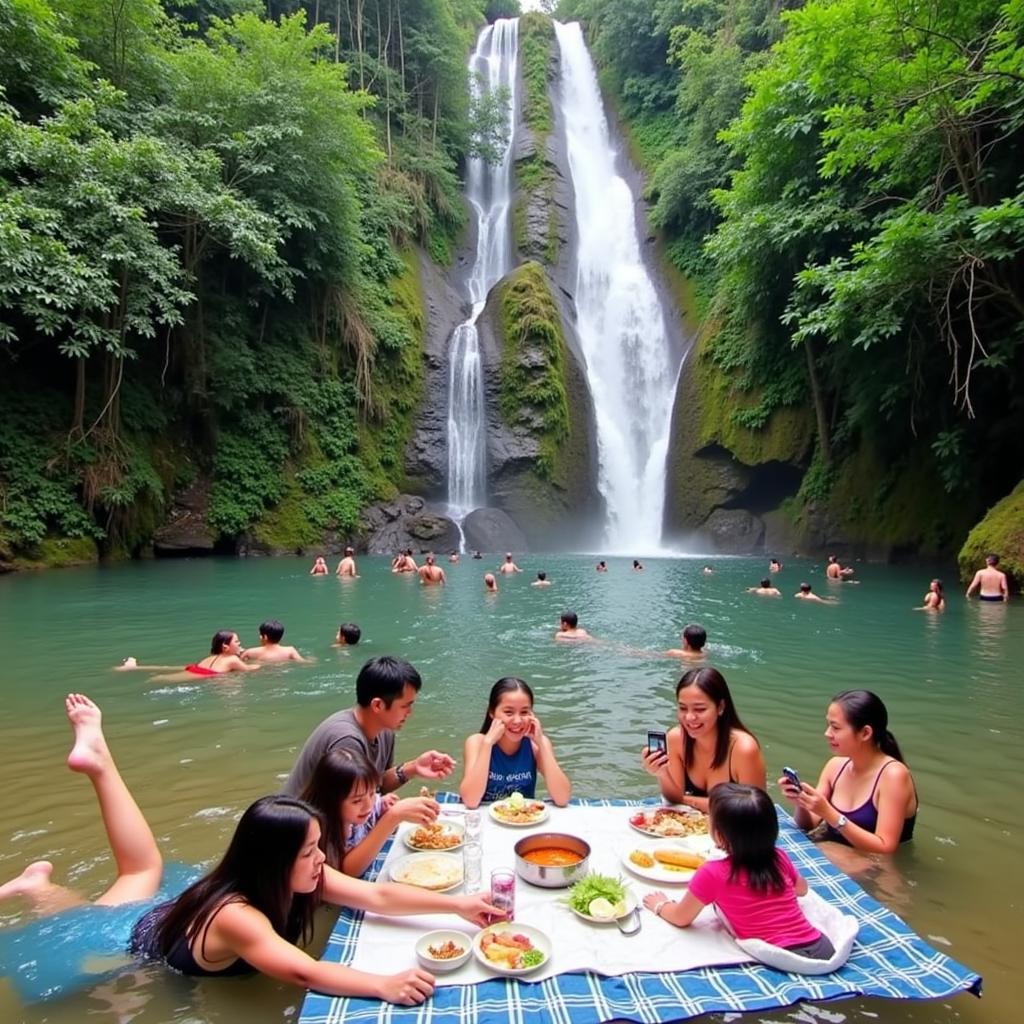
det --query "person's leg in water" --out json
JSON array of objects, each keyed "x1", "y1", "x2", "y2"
[{"x1": 0, "y1": 694, "x2": 163, "y2": 914}]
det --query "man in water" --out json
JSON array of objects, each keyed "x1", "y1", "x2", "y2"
[
  {"x1": 335, "y1": 622, "x2": 361, "y2": 646},
  {"x1": 498, "y1": 553, "x2": 522, "y2": 575},
  {"x1": 702, "y1": 565, "x2": 714, "y2": 575},
  {"x1": 795, "y1": 582, "x2": 835, "y2": 603},
  {"x1": 242, "y1": 620, "x2": 309, "y2": 663},
  {"x1": 484, "y1": 573, "x2": 499, "y2": 593},
  {"x1": 556, "y1": 610, "x2": 592, "y2": 641},
  {"x1": 748, "y1": 578, "x2": 782, "y2": 597},
  {"x1": 826, "y1": 555, "x2": 855, "y2": 580},
  {"x1": 596, "y1": 560, "x2": 608, "y2": 573},
  {"x1": 283, "y1": 655, "x2": 456, "y2": 796},
  {"x1": 335, "y1": 547, "x2": 358, "y2": 578},
  {"x1": 418, "y1": 553, "x2": 446, "y2": 586},
  {"x1": 966, "y1": 553, "x2": 1009, "y2": 602},
  {"x1": 666, "y1": 623, "x2": 706, "y2": 660},
  {"x1": 531, "y1": 571, "x2": 551, "y2": 587}
]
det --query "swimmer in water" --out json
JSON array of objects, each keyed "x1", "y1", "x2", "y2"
[
  {"x1": 825, "y1": 555, "x2": 855, "y2": 580},
  {"x1": 770, "y1": 558, "x2": 782, "y2": 573},
  {"x1": 965, "y1": 553, "x2": 1008, "y2": 602},
  {"x1": 310, "y1": 557, "x2": 329, "y2": 576},
  {"x1": 596, "y1": 560, "x2": 608, "y2": 573},
  {"x1": 498, "y1": 553, "x2": 522, "y2": 575},
  {"x1": 795, "y1": 583, "x2": 836, "y2": 604},
  {"x1": 335, "y1": 548, "x2": 359, "y2": 578},
  {"x1": 242, "y1": 620, "x2": 310, "y2": 664},
  {"x1": 116, "y1": 630, "x2": 260, "y2": 676},
  {"x1": 748, "y1": 578, "x2": 782, "y2": 597},
  {"x1": 417, "y1": 554, "x2": 446, "y2": 586},
  {"x1": 531, "y1": 571, "x2": 551, "y2": 587},
  {"x1": 665, "y1": 623, "x2": 707, "y2": 660},
  {"x1": 702, "y1": 565, "x2": 714, "y2": 575},
  {"x1": 483, "y1": 573, "x2": 498, "y2": 593},
  {"x1": 555, "y1": 610, "x2": 592, "y2": 641},
  {"x1": 335, "y1": 623, "x2": 362, "y2": 646},
  {"x1": 914, "y1": 579, "x2": 945, "y2": 612},
  {"x1": 633, "y1": 559, "x2": 644, "y2": 572}
]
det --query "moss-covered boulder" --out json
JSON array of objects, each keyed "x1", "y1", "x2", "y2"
[
  {"x1": 7, "y1": 535, "x2": 100, "y2": 571},
  {"x1": 958, "y1": 480, "x2": 1024, "y2": 589},
  {"x1": 477, "y1": 261, "x2": 602, "y2": 548}
]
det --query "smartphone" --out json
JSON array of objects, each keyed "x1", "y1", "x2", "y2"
[
  {"x1": 782, "y1": 766, "x2": 801, "y2": 789},
  {"x1": 647, "y1": 730, "x2": 668, "y2": 757}
]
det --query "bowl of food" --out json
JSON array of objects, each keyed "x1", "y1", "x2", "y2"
[
  {"x1": 414, "y1": 930, "x2": 472, "y2": 972},
  {"x1": 514, "y1": 832, "x2": 590, "y2": 888}
]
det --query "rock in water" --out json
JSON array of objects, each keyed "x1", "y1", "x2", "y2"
[{"x1": 462, "y1": 508, "x2": 528, "y2": 554}]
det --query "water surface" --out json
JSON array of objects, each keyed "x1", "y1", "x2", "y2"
[{"x1": 0, "y1": 555, "x2": 1017, "y2": 1022}]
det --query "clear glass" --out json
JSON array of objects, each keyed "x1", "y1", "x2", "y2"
[
  {"x1": 463, "y1": 840, "x2": 483, "y2": 893},
  {"x1": 490, "y1": 867, "x2": 516, "y2": 921},
  {"x1": 464, "y1": 808, "x2": 482, "y2": 841}
]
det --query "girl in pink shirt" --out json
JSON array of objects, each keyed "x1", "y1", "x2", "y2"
[{"x1": 643, "y1": 783, "x2": 834, "y2": 960}]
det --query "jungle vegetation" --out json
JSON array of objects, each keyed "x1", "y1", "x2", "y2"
[
  {"x1": 0, "y1": 0, "x2": 508, "y2": 564},
  {"x1": 561, "y1": 0, "x2": 1024, "y2": 554}
]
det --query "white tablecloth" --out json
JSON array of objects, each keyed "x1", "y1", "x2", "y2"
[{"x1": 346, "y1": 803, "x2": 752, "y2": 986}]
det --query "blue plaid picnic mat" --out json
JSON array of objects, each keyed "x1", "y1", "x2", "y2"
[{"x1": 299, "y1": 797, "x2": 981, "y2": 1024}]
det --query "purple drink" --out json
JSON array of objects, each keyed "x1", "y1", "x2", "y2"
[{"x1": 490, "y1": 868, "x2": 516, "y2": 922}]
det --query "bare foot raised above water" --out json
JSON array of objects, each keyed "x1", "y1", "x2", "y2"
[
  {"x1": 0, "y1": 860, "x2": 54, "y2": 902},
  {"x1": 66, "y1": 693, "x2": 111, "y2": 775}
]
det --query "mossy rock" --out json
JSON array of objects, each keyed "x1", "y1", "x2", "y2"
[
  {"x1": 14, "y1": 535, "x2": 100, "y2": 570},
  {"x1": 958, "y1": 480, "x2": 1024, "y2": 588},
  {"x1": 518, "y1": 13, "x2": 555, "y2": 143}
]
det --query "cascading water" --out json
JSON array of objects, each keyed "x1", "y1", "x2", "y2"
[
  {"x1": 554, "y1": 21, "x2": 680, "y2": 552},
  {"x1": 446, "y1": 18, "x2": 519, "y2": 519}
]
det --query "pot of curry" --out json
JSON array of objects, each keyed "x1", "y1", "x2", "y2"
[{"x1": 514, "y1": 833, "x2": 591, "y2": 888}]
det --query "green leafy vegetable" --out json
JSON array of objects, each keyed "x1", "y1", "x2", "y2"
[
  {"x1": 561, "y1": 873, "x2": 627, "y2": 915},
  {"x1": 520, "y1": 948, "x2": 545, "y2": 968}
]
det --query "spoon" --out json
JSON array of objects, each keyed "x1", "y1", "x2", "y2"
[{"x1": 616, "y1": 907, "x2": 641, "y2": 936}]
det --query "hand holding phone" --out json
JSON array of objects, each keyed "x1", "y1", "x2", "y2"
[
  {"x1": 647, "y1": 730, "x2": 668, "y2": 757},
  {"x1": 781, "y1": 766, "x2": 801, "y2": 791}
]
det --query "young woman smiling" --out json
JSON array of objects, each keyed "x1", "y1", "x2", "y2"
[{"x1": 641, "y1": 668, "x2": 765, "y2": 813}]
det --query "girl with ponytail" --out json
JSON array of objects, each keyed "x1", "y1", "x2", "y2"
[{"x1": 779, "y1": 690, "x2": 918, "y2": 854}]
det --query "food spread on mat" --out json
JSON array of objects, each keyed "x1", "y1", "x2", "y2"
[
  {"x1": 629, "y1": 807, "x2": 709, "y2": 837},
  {"x1": 492, "y1": 791, "x2": 546, "y2": 824},
  {"x1": 479, "y1": 929, "x2": 546, "y2": 969}
]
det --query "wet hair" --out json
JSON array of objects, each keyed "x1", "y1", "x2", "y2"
[
  {"x1": 676, "y1": 668, "x2": 756, "y2": 771},
  {"x1": 799, "y1": 582, "x2": 812, "y2": 593},
  {"x1": 930, "y1": 579, "x2": 944, "y2": 599},
  {"x1": 708, "y1": 783, "x2": 785, "y2": 894},
  {"x1": 425, "y1": 553, "x2": 435, "y2": 565},
  {"x1": 355, "y1": 655, "x2": 422, "y2": 707},
  {"x1": 830, "y1": 690, "x2": 905, "y2": 762},
  {"x1": 760, "y1": 578, "x2": 771, "y2": 589},
  {"x1": 300, "y1": 750, "x2": 380, "y2": 867},
  {"x1": 633, "y1": 560, "x2": 641, "y2": 568},
  {"x1": 561, "y1": 610, "x2": 578, "y2": 628},
  {"x1": 345, "y1": 547, "x2": 354, "y2": 556},
  {"x1": 537, "y1": 571, "x2": 547, "y2": 581},
  {"x1": 682, "y1": 624, "x2": 707, "y2": 651},
  {"x1": 480, "y1": 677, "x2": 534, "y2": 733},
  {"x1": 259, "y1": 619, "x2": 285, "y2": 643},
  {"x1": 135, "y1": 795, "x2": 322, "y2": 960},
  {"x1": 337, "y1": 622, "x2": 361, "y2": 645},
  {"x1": 211, "y1": 630, "x2": 236, "y2": 655},
  {"x1": 986, "y1": 553, "x2": 999, "y2": 565},
  {"x1": 484, "y1": 573, "x2": 497, "y2": 588}
]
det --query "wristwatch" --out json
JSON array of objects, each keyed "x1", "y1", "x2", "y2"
[
  {"x1": 395, "y1": 762, "x2": 409, "y2": 785},
  {"x1": 834, "y1": 813, "x2": 848, "y2": 831}
]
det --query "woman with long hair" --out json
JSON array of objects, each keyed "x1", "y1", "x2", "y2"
[
  {"x1": 779, "y1": 689, "x2": 917, "y2": 854},
  {"x1": 641, "y1": 667, "x2": 765, "y2": 813},
  {"x1": 459, "y1": 677, "x2": 571, "y2": 809},
  {"x1": 0, "y1": 695, "x2": 499, "y2": 1005}
]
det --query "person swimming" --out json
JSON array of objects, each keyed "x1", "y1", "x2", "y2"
[
  {"x1": 242, "y1": 620, "x2": 309, "y2": 664},
  {"x1": 335, "y1": 622, "x2": 362, "y2": 646},
  {"x1": 555, "y1": 610, "x2": 592, "y2": 641}
]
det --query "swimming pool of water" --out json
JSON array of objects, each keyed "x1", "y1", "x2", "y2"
[{"x1": 0, "y1": 554, "x2": 1017, "y2": 1023}]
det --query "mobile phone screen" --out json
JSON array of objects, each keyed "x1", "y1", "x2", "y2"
[
  {"x1": 782, "y1": 766, "x2": 801, "y2": 788},
  {"x1": 647, "y1": 731, "x2": 668, "y2": 756}
]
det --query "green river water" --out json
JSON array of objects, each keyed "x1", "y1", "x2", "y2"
[{"x1": 0, "y1": 554, "x2": 1018, "y2": 1024}]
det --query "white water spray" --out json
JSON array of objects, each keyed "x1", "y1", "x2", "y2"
[
  {"x1": 555, "y1": 21, "x2": 680, "y2": 552},
  {"x1": 446, "y1": 19, "x2": 519, "y2": 517}
]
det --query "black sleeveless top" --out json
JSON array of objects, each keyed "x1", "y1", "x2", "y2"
[{"x1": 130, "y1": 904, "x2": 256, "y2": 977}]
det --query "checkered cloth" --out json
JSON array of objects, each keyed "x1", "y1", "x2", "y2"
[{"x1": 299, "y1": 797, "x2": 981, "y2": 1024}]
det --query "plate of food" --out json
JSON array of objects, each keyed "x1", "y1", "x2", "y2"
[
  {"x1": 473, "y1": 923, "x2": 551, "y2": 976},
  {"x1": 621, "y1": 840, "x2": 707, "y2": 883},
  {"x1": 628, "y1": 806, "x2": 709, "y2": 839},
  {"x1": 389, "y1": 852, "x2": 464, "y2": 892},
  {"x1": 489, "y1": 792, "x2": 549, "y2": 827},
  {"x1": 403, "y1": 818, "x2": 465, "y2": 852},
  {"x1": 561, "y1": 872, "x2": 637, "y2": 923},
  {"x1": 414, "y1": 929, "x2": 473, "y2": 972}
]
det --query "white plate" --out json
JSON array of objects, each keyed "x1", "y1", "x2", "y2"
[
  {"x1": 389, "y1": 852, "x2": 464, "y2": 892},
  {"x1": 402, "y1": 818, "x2": 466, "y2": 852},
  {"x1": 568, "y1": 888, "x2": 638, "y2": 924},
  {"x1": 414, "y1": 929, "x2": 473, "y2": 972},
  {"x1": 621, "y1": 839, "x2": 708, "y2": 884},
  {"x1": 473, "y1": 922, "x2": 552, "y2": 976},
  {"x1": 488, "y1": 800, "x2": 550, "y2": 827},
  {"x1": 627, "y1": 806, "x2": 709, "y2": 839}
]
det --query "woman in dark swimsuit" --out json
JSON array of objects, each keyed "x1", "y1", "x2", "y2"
[
  {"x1": 641, "y1": 668, "x2": 765, "y2": 813},
  {"x1": 0, "y1": 696, "x2": 501, "y2": 1006},
  {"x1": 779, "y1": 689, "x2": 918, "y2": 854}
]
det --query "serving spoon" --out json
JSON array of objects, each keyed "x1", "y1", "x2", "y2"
[{"x1": 616, "y1": 907, "x2": 642, "y2": 936}]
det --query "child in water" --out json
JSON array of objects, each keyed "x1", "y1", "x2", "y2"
[
  {"x1": 459, "y1": 678, "x2": 572, "y2": 809},
  {"x1": 300, "y1": 750, "x2": 439, "y2": 877},
  {"x1": 643, "y1": 783, "x2": 835, "y2": 960}
]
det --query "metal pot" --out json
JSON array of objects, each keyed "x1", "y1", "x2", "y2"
[{"x1": 514, "y1": 832, "x2": 591, "y2": 888}]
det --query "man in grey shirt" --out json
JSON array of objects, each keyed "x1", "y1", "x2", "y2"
[{"x1": 284, "y1": 655, "x2": 456, "y2": 797}]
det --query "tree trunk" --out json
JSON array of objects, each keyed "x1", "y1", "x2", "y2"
[{"x1": 803, "y1": 337, "x2": 831, "y2": 464}]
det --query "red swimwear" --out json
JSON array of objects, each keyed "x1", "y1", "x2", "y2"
[{"x1": 184, "y1": 664, "x2": 219, "y2": 677}]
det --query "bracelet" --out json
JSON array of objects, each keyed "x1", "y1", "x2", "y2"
[
  {"x1": 395, "y1": 762, "x2": 409, "y2": 785},
  {"x1": 652, "y1": 899, "x2": 668, "y2": 917}
]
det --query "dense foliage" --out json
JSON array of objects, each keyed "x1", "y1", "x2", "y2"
[
  {"x1": 562, "y1": 0, "x2": 1024, "y2": 544},
  {"x1": 0, "y1": 0, "x2": 496, "y2": 563}
]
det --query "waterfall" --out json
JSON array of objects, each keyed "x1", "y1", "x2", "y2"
[
  {"x1": 446, "y1": 18, "x2": 519, "y2": 519},
  {"x1": 554, "y1": 21, "x2": 680, "y2": 553}
]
